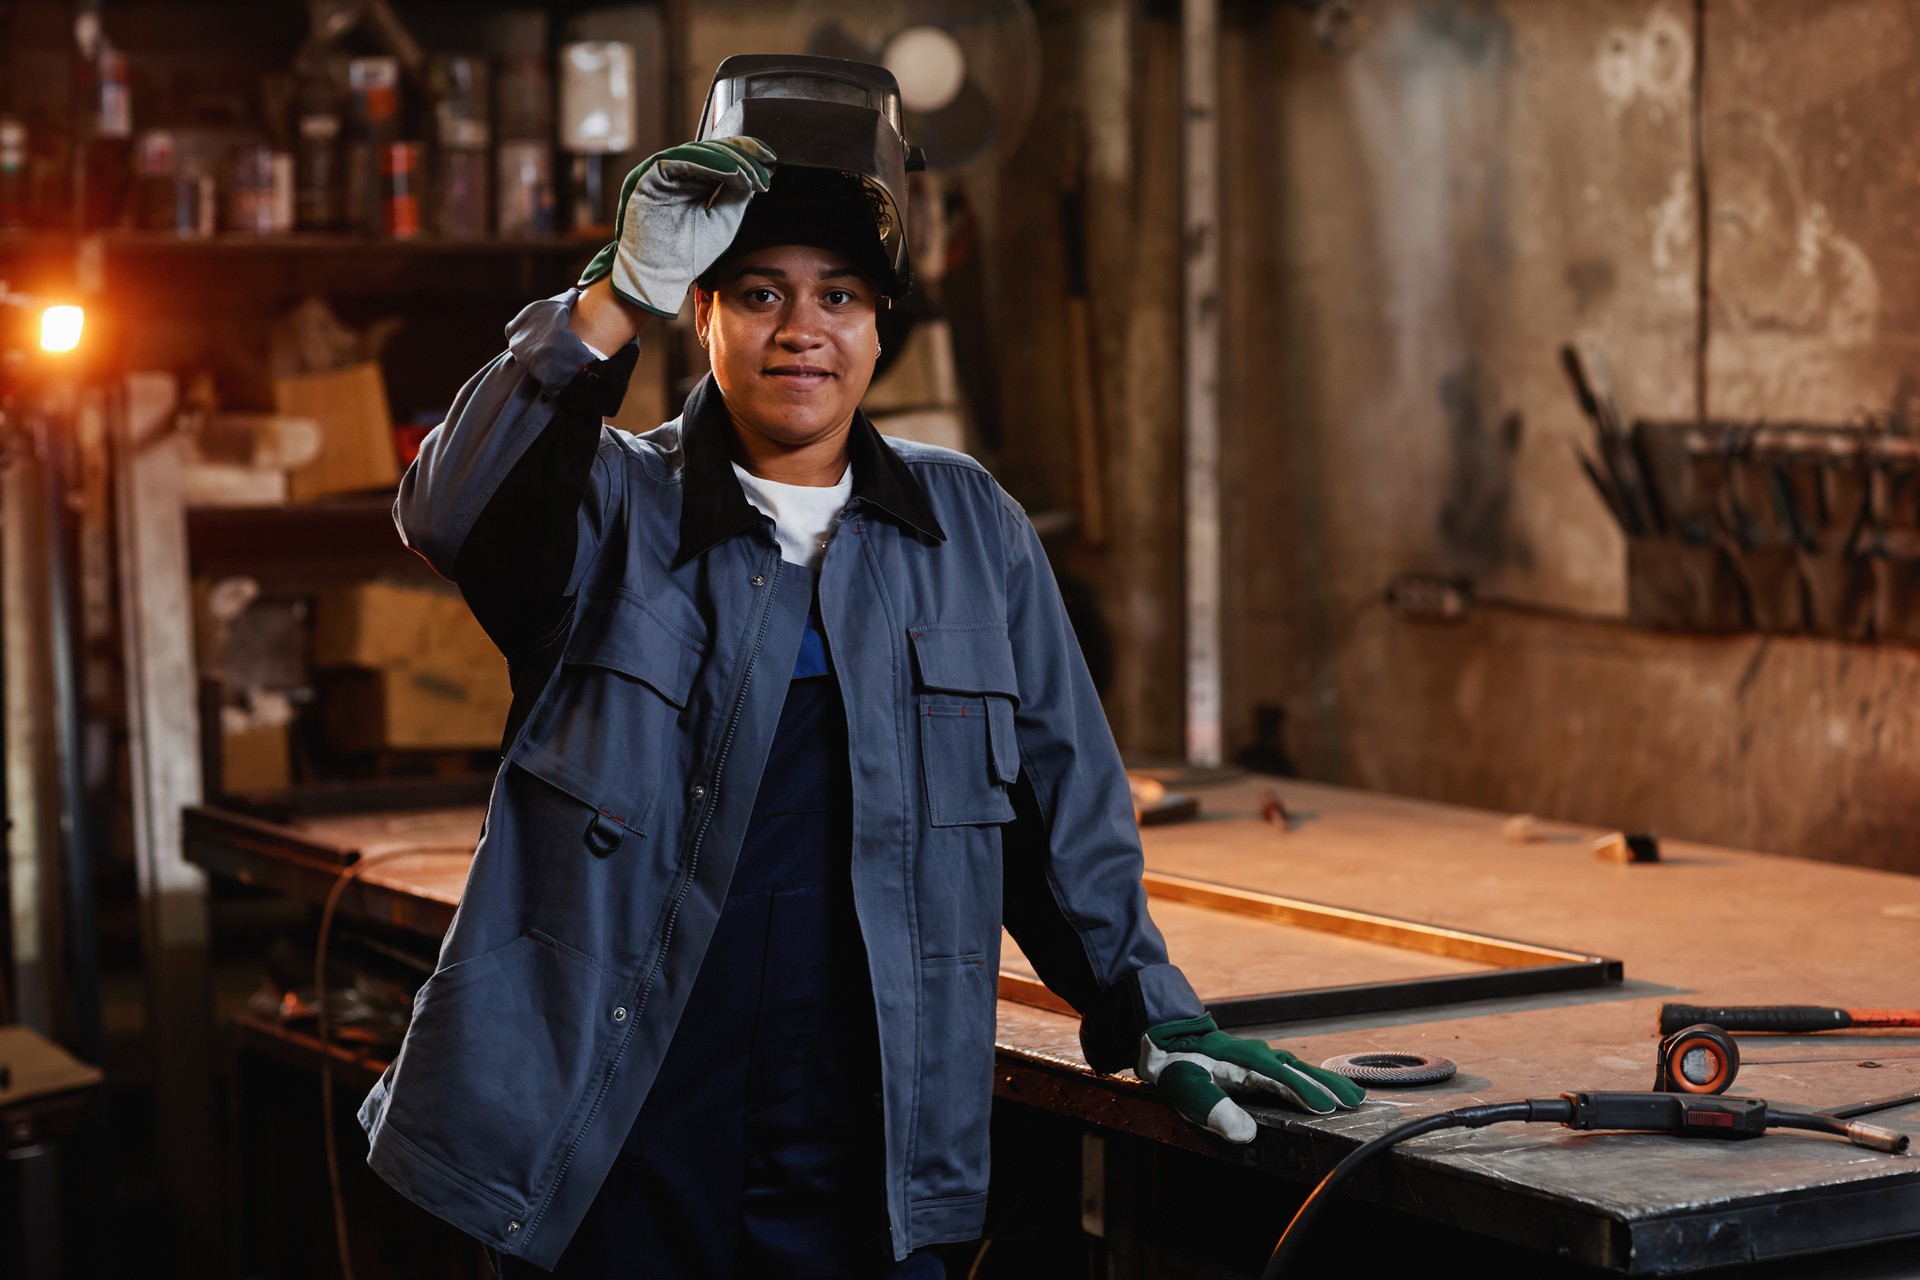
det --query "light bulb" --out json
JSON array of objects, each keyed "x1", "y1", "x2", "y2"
[
  {"x1": 41, "y1": 305, "x2": 84, "y2": 353},
  {"x1": 884, "y1": 27, "x2": 967, "y2": 114}
]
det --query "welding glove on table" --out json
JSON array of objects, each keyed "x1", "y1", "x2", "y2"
[
  {"x1": 578, "y1": 136, "x2": 777, "y2": 318},
  {"x1": 1139, "y1": 1014, "x2": 1367, "y2": 1143}
]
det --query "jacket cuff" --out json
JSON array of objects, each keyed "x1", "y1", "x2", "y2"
[
  {"x1": 1077, "y1": 963, "x2": 1206, "y2": 1075},
  {"x1": 557, "y1": 343, "x2": 639, "y2": 419},
  {"x1": 505, "y1": 288, "x2": 639, "y2": 406}
]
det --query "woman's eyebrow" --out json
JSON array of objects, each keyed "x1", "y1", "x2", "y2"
[{"x1": 735, "y1": 265, "x2": 865, "y2": 282}]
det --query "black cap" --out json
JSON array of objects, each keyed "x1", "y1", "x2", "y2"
[{"x1": 698, "y1": 166, "x2": 906, "y2": 297}]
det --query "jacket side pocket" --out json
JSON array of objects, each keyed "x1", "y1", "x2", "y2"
[
  {"x1": 909, "y1": 623, "x2": 1020, "y2": 827},
  {"x1": 909, "y1": 953, "x2": 997, "y2": 1201},
  {"x1": 383, "y1": 931, "x2": 621, "y2": 1207}
]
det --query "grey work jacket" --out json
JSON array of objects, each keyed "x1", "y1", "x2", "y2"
[{"x1": 356, "y1": 289, "x2": 1203, "y2": 1269}]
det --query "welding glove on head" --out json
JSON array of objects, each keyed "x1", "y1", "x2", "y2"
[
  {"x1": 578, "y1": 137, "x2": 776, "y2": 318},
  {"x1": 1139, "y1": 1014, "x2": 1366, "y2": 1143}
]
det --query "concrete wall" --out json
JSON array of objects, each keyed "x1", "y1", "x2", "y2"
[{"x1": 1217, "y1": 0, "x2": 1920, "y2": 871}]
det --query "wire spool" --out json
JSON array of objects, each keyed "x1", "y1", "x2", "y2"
[
  {"x1": 1320, "y1": 1051, "x2": 1458, "y2": 1088},
  {"x1": 1654, "y1": 1023, "x2": 1740, "y2": 1095}
]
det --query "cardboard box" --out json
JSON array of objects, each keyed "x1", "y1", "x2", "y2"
[
  {"x1": 320, "y1": 666, "x2": 512, "y2": 751},
  {"x1": 272, "y1": 362, "x2": 401, "y2": 500},
  {"x1": 314, "y1": 581, "x2": 510, "y2": 751},
  {"x1": 313, "y1": 581, "x2": 495, "y2": 672},
  {"x1": 222, "y1": 720, "x2": 292, "y2": 792}
]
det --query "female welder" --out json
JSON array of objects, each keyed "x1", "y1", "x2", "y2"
[{"x1": 356, "y1": 55, "x2": 1362, "y2": 1280}]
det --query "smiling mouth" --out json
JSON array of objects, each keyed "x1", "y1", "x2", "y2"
[{"x1": 765, "y1": 367, "x2": 834, "y2": 379}]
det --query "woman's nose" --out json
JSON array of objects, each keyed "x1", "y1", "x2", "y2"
[{"x1": 775, "y1": 301, "x2": 825, "y2": 348}]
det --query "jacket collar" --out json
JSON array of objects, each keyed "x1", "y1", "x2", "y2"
[{"x1": 675, "y1": 373, "x2": 946, "y2": 566}]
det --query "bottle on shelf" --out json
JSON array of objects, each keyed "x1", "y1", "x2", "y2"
[
  {"x1": 429, "y1": 54, "x2": 490, "y2": 240},
  {"x1": 81, "y1": 41, "x2": 134, "y2": 229},
  {"x1": 0, "y1": 117, "x2": 30, "y2": 229},
  {"x1": 293, "y1": 47, "x2": 347, "y2": 233},
  {"x1": 495, "y1": 53, "x2": 554, "y2": 239},
  {"x1": 344, "y1": 56, "x2": 400, "y2": 237}
]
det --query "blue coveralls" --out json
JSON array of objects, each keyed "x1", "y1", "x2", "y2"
[{"x1": 490, "y1": 590, "x2": 943, "y2": 1279}]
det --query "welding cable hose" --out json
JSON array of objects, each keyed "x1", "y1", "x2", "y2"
[
  {"x1": 1765, "y1": 1108, "x2": 1910, "y2": 1150},
  {"x1": 1263, "y1": 1100, "x2": 1572, "y2": 1278},
  {"x1": 1262, "y1": 1096, "x2": 1909, "y2": 1277}
]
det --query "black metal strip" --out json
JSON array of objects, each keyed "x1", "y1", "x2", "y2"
[{"x1": 1201, "y1": 959, "x2": 1624, "y2": 1030}]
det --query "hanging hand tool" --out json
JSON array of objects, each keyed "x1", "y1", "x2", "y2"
[
  {"x1": 1563, "y1": 344, "x2": 1664, "y2": 536},
  {"x1": 1659, "y1": 1003, "x2": 1920, "y2": 1036}
]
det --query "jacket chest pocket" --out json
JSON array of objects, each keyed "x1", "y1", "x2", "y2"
[
  {"x1": 509, "y1": 590, "x2": 705, "y2": 842},
  {"x1": 910, "y1": 623, "x2": 1021, "y2": 827}
]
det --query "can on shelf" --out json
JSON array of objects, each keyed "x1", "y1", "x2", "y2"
[
  {"x1": 380, "y1": 141, "x2": 422, "y2": 239},
  {"x1": 226, "y1": 144, "x2": 278, "y2": 235}
]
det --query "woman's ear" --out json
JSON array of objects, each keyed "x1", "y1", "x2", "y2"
[{"x1": 692, "y1": 285, "x2": 712, "y2": 348}]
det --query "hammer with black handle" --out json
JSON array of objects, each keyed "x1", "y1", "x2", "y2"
[{"x1": 1660, "y1": 1004, "x2": 1920, "y2": 1035}]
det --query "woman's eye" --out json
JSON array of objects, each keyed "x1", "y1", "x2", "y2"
[
  {"x1": 824, "y1": 289, "x2": 854, "y2": 306},
  {"x1": 745, "y1": 287, "x2": 779, "y2": 303}
]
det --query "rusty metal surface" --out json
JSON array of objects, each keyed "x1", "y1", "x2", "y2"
[
  {"x1": 183, "y1": 804, "x2": 474, "y2": 936},
  {"x1": 993, "y1": 776, "x2": 1920, "y2": 1272},
  {"x1": 999, "y1": 868, "x2": 1622, "y2": 1028}
]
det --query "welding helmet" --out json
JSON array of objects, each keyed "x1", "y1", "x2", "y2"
[{"x1": 697, "y1": 54, "x2": 927, "y2": 295}]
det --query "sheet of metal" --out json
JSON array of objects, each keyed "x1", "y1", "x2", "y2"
[
  {"x1": 999, "y1": 869, "x2": 1621, "y2": 1028},
  {"x1": 1142, "y1": 870, "x2": 1608, "y2": 967}
]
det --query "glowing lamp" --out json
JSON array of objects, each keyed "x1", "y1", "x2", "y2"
[{"x1": 40, "y1": 305, "x2": 84, "y2": 353}]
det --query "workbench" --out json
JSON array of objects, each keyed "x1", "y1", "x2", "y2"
[{"x1": 184, "y1": 777, "x2": 1920, "y2": 1276}]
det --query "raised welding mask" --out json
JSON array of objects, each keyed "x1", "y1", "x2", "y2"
[{"x1": 697, "y1": 54, "x2": 927, "y2": 296}]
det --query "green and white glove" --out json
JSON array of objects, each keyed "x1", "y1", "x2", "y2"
[
  {"x1": 1139, "y1": 1014, "x2": 1366, "y2": 1143},
  {"x1": 577, "y1": 136, "x2": 777, "y2": 318}
]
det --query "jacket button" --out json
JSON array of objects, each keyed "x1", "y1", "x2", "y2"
[
  {"x1": 612, "y1": 1006, "x2": 628, "y2": 1022},
  {"x1": 750, "y1": 573, "x2": 766, "y2": 587},
  {"x1": 691, "y1": 784, "x2": 706, "y2": 802},
  {"x1": 506, "y1": 1220, "x2": 522, "y2": 1235}
]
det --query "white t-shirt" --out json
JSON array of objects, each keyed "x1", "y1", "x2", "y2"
[
  {"x1": 731, "y1": 462, "x2": 853, "y2": 573},
  {"x1": 577, "y1": 340, "x2": 851, "y2": 571}
]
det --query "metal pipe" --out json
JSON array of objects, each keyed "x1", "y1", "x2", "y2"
[
  {"x1": 1182, "y1": 0, "x2": 1224, "y2": 767},
  {"x1": 42, "y1": 409, "x2": 102, "y2": 1065}
]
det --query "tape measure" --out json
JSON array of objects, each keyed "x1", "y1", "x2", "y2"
[{"x1": 1654, "y1": 1023, "x2": 1740, "y2": 1095}]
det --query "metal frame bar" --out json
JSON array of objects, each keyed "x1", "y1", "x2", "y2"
[
  {"x1": 1182, "y1": 0, "x2": 1224, "y2": 768},
  {"x1": 999, "y1": 870, "x2": 1622, "y2": 1028}
]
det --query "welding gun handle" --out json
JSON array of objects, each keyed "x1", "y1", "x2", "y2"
[
  {"x1": 1560, "y1": 1091, "x2": 1771, "y2": 1137},
  {"x1": 1658, "y1": 1004, "x2": 1851, "y2": 1035}
]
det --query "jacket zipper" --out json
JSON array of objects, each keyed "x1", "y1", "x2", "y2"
[{"x1": 522, "y1": 551, "x2": 781, "y2": 1242}]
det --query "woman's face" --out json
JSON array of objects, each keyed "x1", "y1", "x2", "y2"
[{"x1": 694, "y1": 243, "x2": 881, "y2": 456}]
